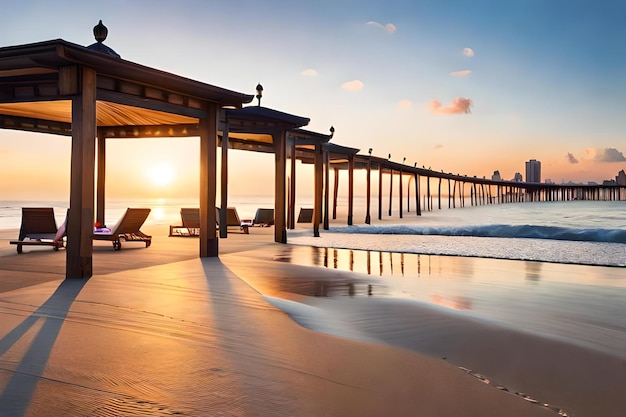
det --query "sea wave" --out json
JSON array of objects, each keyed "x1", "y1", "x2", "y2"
[{"x1": 329, "y1": 224, "x2": 626, "y2": 244}]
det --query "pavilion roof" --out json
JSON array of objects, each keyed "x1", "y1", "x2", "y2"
[{"x1": 0, "y1": 39, "x2": 254, "y2": 133}]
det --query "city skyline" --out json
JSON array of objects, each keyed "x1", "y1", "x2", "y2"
[{"x1": 1, "y1": 1, "x2": 626, "y2": 200}]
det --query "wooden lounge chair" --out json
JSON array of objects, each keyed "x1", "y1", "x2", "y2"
[
  {"x1": 297, "y1": 208, "x2": 314, "y2": 223},
  {"x1": 10, "y1": 207, "x2": 66, "y2": 254},
  {"x1": 253, "y1": 208, "x2": 274, "y2": 227},
  {"x1": 94, "y1": 208, "x2": 152, "y2": 250},
  {"x1": 221, "y1": 207, "x2": 251, "y2": 234},
  {"x1": 169, "y1": 208, "x2": 201, "y2": 237}
]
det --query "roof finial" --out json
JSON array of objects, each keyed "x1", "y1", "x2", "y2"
[{"x1": 93, "y1": 20, "x2": 108, "y2": 43}]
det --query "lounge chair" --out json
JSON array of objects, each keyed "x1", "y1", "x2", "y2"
[
  {"x1": 297, "y1": 208, "x2": 314, "y2": 223},
  {"x1": 10, "y1": 207, "x2": 67, "y2": 254},
  {"x1": 169, "y1": 208, "x2": 201, "y2": 237},
  {"x1": 94, "y1": 208, "x2": 152, "y2": 250},
  {"x1": 253, "y1": 208, "x2": 274, "y2": 227},
  {"x1": 221, "y1": 207, "x2": 251, "y2": 234}
]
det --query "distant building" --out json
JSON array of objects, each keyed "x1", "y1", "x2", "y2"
[
  {"x1": 617, "y1": 169, "x2": 626, "y2": 186},
  {"x1": 492, "y1": 170, "x2": 501, "y2": 181},
  {"x1": 513, "y1": 172, "x2": 523, "y2": 182},
  {"x1": 545, "y1": 178, "x2": 554, "y2": 184},
  {"x1": 603, "y1": 179, "x2": 617, "y2": 186},
  {"x1": 525, "y1": 159, "x2": 541, "y2": 183}
]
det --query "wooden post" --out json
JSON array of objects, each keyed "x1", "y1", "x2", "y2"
[
  {"x1": 274, "y1": 131, "x2": 288, "y2": 243},
  {"x1": 452, "y1": 180, "x2": 456, "y2": 208},
  {"x1": 407, "y1": 175, "x2": 411, "y2": 213},
  {"x1": 323, "y1": 150, "x2": 330, "y2": 230},
  {"x1": 67, "y1": 66, "x2": 96, "y2": 278},
  {"x1": 199, "y1": 104, "x2": 219, "y2": 257},
  {"x1": 388, "y1": 168, "x2": 393, "y2": 216},
  {"x1": 378, "y1": 164, "x2": 383, "y2": 220},
  {"x1": 96, "y1": 129, "x2": 106, "y2": 227},
  {"x1": 314, "y1": 142, "x2": 323, "y2": 237},
  {"x1": 348, "y1": 154, "x2": 354, "y2": 225},
  {"x1": 399, "y1": 169, "x2": 403, "y2": 218},
  {"x1": 219, "y1": 116, "x2": 229, "y2": 238},
  {"x1": 288, "y1": 135, "x2": 296, "y2": 229},
  {"x1": 365, "y1": 158, "x2": 371, "y2": 224},
  {"x1": 438, "y1": 177, "x2": 442, "y2": 209},
  {"x1": 426, "y1": 177, "x2": 431, "y2": 211},
  {"x1": 448, "y1": 179, "x2": 451, "y2": 208},
  {"x1": 332, "y1": 167, "x2": 339, "y2": 220},
  {"x1": 415, "y1": 173, "x2": 421, "y2": 215}
]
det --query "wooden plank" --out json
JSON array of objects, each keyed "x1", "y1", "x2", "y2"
[
  {"x1": 58, "y1": 66, "x2": 78, "y2": 95},
  {"x1": 96, "y1": 131, "x2": 106, "y2": 226},
  {"x1": 97, "y1": 89, "x2": 205, "y2": 119},
  {"x1": 313, "y1": 142, "x2": 323, "y2": 237},
  {"x1": 219, "y1": 118, "x2": 229, "y2": 239},
  {"x1": 66, "y1": 66, "x2": 96, "y2": 278},
  {"x1": 199, "y1": 105, "x2": 219, "y2": 257},
  {"x1": 274, "y1": 131, "x2": 287, "y2": 243}
]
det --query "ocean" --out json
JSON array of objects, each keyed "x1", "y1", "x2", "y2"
[{"x1": 1, "y1": 198, "x2": 625, "y2": 359}]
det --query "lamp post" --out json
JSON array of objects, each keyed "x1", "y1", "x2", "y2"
[
  {"x1": 256, "y1": 83, "x2": 263, "y2": 106},
  {"x1": 330, "y1": 126, "x2": 335, "y2": 138}
]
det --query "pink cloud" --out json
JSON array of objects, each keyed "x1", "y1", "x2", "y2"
[
  {"x1": 366, "y1": 21, "x2": 397, "y2": 33},
  {"x1": 430, "y1": 98, "x2": 473, "y2": 115},
  {"x1": 341, "y1": 80, "x2": 364, "y2": 91},
  {"x1": 397, "y1": 99, "x2": 412, "y2": 109},
  {"x1": 450, "y1": 70, "x2": 472, "y2": 77}
]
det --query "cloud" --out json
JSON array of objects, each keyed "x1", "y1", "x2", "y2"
[
  {"x1": 301, "y1": 69, "x2": 318, "y2": 77},
  {"x1": 463, "y1": 47, "x2": 474, "y2": 57},
  {"x1": 341, "y1": 80, "x2": 364, "y2": 91},
  {"x1": 566, "y1": 153, "x2": 579, "y2": 164},
  {"x1": 434, "y1": 144, "x2": 444, "y2": 149},
  {"x1": 595, "y1": 147, "x2": 626, "y2": 162},
  {"x1": 450, "y1": 70, "x2": 472, "y2": 77},
  {"x1": 366, "y1": 21, "x2": 397, "y2": 33},
  {"x1": 430, "y1": 98, "x2": 472, "y2": 115},
  {"x1": 397, "y1": 99, "x2": 412, "y2": 109}
]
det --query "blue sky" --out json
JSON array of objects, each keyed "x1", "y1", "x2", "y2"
[{"x1": 1, "y1": 0, "x2": 625, "y2": 199}]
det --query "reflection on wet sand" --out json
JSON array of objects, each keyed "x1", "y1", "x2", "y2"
[
  {"x1": 525, "y1": 261, "x2": 542, "y2": 281},
  {"x1": 275, "y1": 246, "x2": 446, "y2": 279}
]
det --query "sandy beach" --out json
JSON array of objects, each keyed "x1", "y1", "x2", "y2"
[{"x1": 1, "y1": 225, "x2": 624, "y2": 416}]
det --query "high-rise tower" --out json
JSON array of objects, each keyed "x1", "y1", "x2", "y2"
[{"x1": 525, "y1": 159, "x2": 541, "y2": 183}]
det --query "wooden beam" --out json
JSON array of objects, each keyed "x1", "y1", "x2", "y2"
[
  {"x1": 199, "y1": 104, "x2": 219, "y2": 257},
  {"x1": 66, "y1": 66, "x2": 96, "y2": 278},
  {"x1": 274, "y1": 131, "x2": 287, "y2": 243},
  {"x1": 323, "y1": 150, "x2": 330, "y2": 230},
  {"x1": 365, "y1": 159, "x2": 371, "y2": 224},
  {"x1": 415, "y1": 173, "x2": 421, "y2": 216},
  {"x1": 378, "y1": 164, "x2": 383, "y2": 220},
  {"x1": 97, "y1": 89, "x2": 205, "y2": 119},
  {"x1": 388, "y1": 168, "x2": 393, "y2": 216},
  {"x1": 0, "y1": 114, "x2": 71, "y2": 136},
  {"x1": 219, "y1": 117, "x2": 229, "y2": 239},
  {"x1": 332, "y1": 168, "x2": 339, "y2": 220},
  {"x1": 289, "y1": 138, "x2": 297, "y2": 230},
  {"x1": 96, "y1": 130, "x2": 106, "y2": 226},
  {"x1": 399, "y1": 170, "x2": 403, "y2": 219},
  {"x1": 348, "y1": 154, "x2": 354, "y2": 226},
  {"x1": 313, "y1": 142, "x2": 323, "y2": 237},
  {"x1": 58, "y1": 66, "x2": 78, "y2": 95}
]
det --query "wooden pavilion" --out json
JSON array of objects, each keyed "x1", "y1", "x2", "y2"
[{"x1": 0, "y1": 22, "x2": 317, "y2": 278}]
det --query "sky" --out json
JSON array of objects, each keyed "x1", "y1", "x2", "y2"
[{"x1": 1, "y1": 0, "x2": 626, "y2": 201}]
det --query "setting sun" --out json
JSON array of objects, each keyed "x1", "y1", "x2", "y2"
[{"x1": 147, "y1": 164, "x2": 174, "y2": 187}]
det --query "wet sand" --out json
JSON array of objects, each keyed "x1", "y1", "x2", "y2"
[{"x1": 0, "y1": 225, "x2": 623, "y2": 416}]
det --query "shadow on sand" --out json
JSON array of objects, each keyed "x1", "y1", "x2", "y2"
[{"x1": 0, "y1": 278, "x2": 88, "y2": 415}]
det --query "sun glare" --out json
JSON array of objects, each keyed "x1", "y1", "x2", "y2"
[{"x1": 147, "y1": 164, "x2": 174, "y2": 187}]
